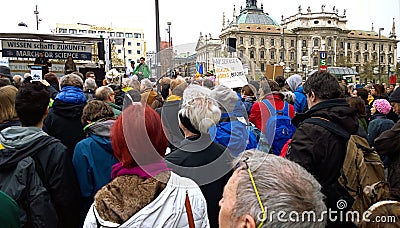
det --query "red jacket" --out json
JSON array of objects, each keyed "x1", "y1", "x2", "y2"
[{"x1": 249, "y1": 93, "x2": 295, "y2": 133}]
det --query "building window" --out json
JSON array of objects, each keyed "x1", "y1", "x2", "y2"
[
  {"x1": 270, "y1": 51, "x2": 275, "y2": 59},
  {"x1": 313, "y1": 39, "x2": 319, "y2": 47},
  {"x1": 261, "y1": 63, "x2": 265, "y2": 72},
  {"x1": 118, "y1": 49, "x2": 122, "y2": 54},
  {"x1": 364, "y1": 54, "x2": 368, "y2": 62},
  {"x1": 260, "y1": 51, "x2": 265, "y2": 59},
  {"x1": 313, "y1": 57, "x2": 318, "y2": 66},
  {"x1": 340, "y1": 42, "x2": 344, "y2": 49},
  {"x1": 88, "y1": 30, "x2": 96, "y2": 34},
  {"x1": 364, "y1": 43, "x2": 368, "y2": 50},
  {"x1": 116, "y1": 32, "x2": 124, "y2": 37},
  {"x1": 128, "y1": 42, "x2": 132, "y2": 46},
  {"x1": 380, "y1": 55, "x2": 384, "y2": 63},
  {"x1": 347, "y1": 43, "x2": 351, "y2": 49},
  {"x1": 125, "y1": 33, "x2": 133, "y2": 38},
  {"x1": 240, "y1": 37, "x2": 243, "y2": 44},
  {"x1": 250, "y1": 37, "x2": 254, "y2": 45},
  {"x1": 137, "y1": 42, "x2": 141, "y2": 46},
  {"x1": 290, "y1": 40, "x2": 295, "y2": 47},
  {"x1": 290, "y1": 52, "x2": 294, "y2": 60},
  {"x1": 98, "y1": 31, "x2": 106, "y2": 34},
  {"x1": 58, "y1": 28, "x2": 67, "y2": 33},
  {"x1": 340, "y1": 53, "x2": 344, "y2": 59},
  {"x1": 239, "y1": 50, "x2": 244, "y2": 58},
  {"x1": 355, "y1": 54, "x2": 360, "y2": 62},
  {"x1": 128, "y1": 50, "x2": 132, "y2": 54},
  {"x1": 372, "y1": 53, "x2": 376, "y2": 61},
  {"x1": 389, "y1": 56, "x2": 392, "y2": 64},
  {"x1": 79, "y1": 30, "x2": 87, "y2": 34},
  {"x1": 261, "y1": 38, "x2": 265, "y2": 45},
  {"x1": 271, "y1": 39, "x2": 275, "y2": 46},
  {"x1": 327, "y1": 38, "x2": 332, "y2": 47},
  {"x1": 389, "y1": 45, "x2": 392, "y2": 51},
  {"x1": 250, "y1": 50, "x2": 254, "y2": 59},
  {"x1": 110, "y1": 32, "x2": 115, "y2": 36},
  {"x1": 380, "y1": 44, "x2": 384, "y2": 51},
  {"x1": 302, "y1": 40, "x2": 307, "y2": 48},
  {"x1": 356, "y1": 43, "x2": 360, "y2": 50},
  {"x1": 134, "y1": 33, "x2": 142, "y2": 38},
  {"x1": 69, "y1": 29, "x2": 77, "y2": 34},
  {"x1": 137, "y1": 50, "x2": 141, "y2": 54}
]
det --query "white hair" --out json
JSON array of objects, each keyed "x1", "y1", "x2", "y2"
[
  {"x1": 180, "y1": 84, "x2": 221, "y2": 133},
  {"x1": 84, "y1": 78, "x2": 97, "y2": 90},
  {"x1": 140, "y1": 79, "x2": 153, "y2": 90},
  {"x1": 233, "y1": 150, "x2": 327, "y2": 228}
]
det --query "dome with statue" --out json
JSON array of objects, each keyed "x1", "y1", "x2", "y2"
[{"x1": 232, "y1": 0, "x2": 278, "y2": 26}]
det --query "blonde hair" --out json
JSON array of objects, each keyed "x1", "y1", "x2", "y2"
[{"x1": 0, "y1": 85, "x2": 18, "y2": 122}]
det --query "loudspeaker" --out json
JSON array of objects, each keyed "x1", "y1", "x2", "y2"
[
  {"x1": 97, "y1": 41, "x2": 105, "y2": 60},
  {"x1": 227, "y1": 38, "x2": 236, "y2": 52}
]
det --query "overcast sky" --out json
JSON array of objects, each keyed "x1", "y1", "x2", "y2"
[{"x1": 3, "y1": 0, "x2": 400, "y2": 56}]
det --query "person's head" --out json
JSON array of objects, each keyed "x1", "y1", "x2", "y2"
[
  {"x1": 84, "y1": 78, "x2": 97, "y2": 91},
  {"x1": 259, "y1": 79, "x2": 280, "y2": 99},
  {"x1": 95, "y1": 86, "x2": 115, "y2": 103},
  {"x1": 44, "y1": 72, "x2": 59, "y2": 88},
  {"x1": 139, "y1": 57, "x2": 145, "y2": 64},
  {"x1": 85, "y1": 71, "x2": 96, "y2": 80},
  {"x1": 12, "y1": 75, "x2": 22, "y2": 84},
  {"x1": 179, "y1": 84, "x2": 221, "y2": 134},
  {"x1": 346, "y1": 96, "x2": 366, "y2": 117},
  {"x1": 15, "y1": 83, "x2": 50, "y2": 127},
  {"x1": 371, "y1": 84, "x2": 384, "y2": 97},
  {"x1": 356, "y1": 88, "x2": 369, "y2": 102},
  {"x1": 67, "y1": 56, "x2": 73, "y2": 61},
  {"x1": 38, "y1": 52, "x2": 44, "y2": 58},
  {"x1": 122, "y1": 78, "x2": 131, "y2": 88},
  {"x1": 285, "y1": 74, "x2": 303, "y2": 91},
  {"x1": 372, "y1": 99, "x2": 392, "y2": 116},
  {"x1": 304, "y1": 71, "x2": 342, "y2": 108},
  {"x1": 123, "y1": 90, "x2": 142, "y2": 109},
  {"x1": 211, "y1": 84, "x2": 238, "y2": 113},
  {"x1": 0, "y1": 78, "x2": 11, "y2": 87},
  {"x1": 275, "y1": 75, "x2": 286, "y2": 88},
  {"x1": 140, "y1": 79, "x2": 153, "y2": 92},
  {"x1": 202, "y1": 78, "x2": 214, "y2": 90},
  {"x1": 59, "y1": 73, "x2": 84, "y2": 89},
  {"x1": 81, "y1": 100, "x2": 114, "y2": 125},
  {"x1": 219, "y1": 150, "x2": 326, "y2": 228},
  {"x1": 130, "y1": 61, "x2": 135, "y2": 67},
  {"x1": 241, "y1": 84, "x2": 256, "y2": 97},
  {"x1": 0, "y1": 85, "x2": 18, "y2": 123},
  {"x1": 358, "y1": 201, "x2": 400, "y2": 228},
  {"x1": 110, "y1": 103, "x2": 168, "y2": 167},
  {"x1": 389, "y1": 87, "x2": 400, "y2": 115},
  {"x1": 0, "y1": 66, "x2": 11, "y2": 79},
  {"x1": 128, "y1": 79, "x2": 140, "y2": 91},
  {"x1": 170, "y1": 79, "x2": 187, "y2": 97}
]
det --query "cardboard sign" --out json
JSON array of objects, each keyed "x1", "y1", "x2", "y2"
[{"x1": 213, "y1": 58, "x2": 248, "y2": 88}]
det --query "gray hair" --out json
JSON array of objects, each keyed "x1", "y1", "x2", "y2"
[
  {"x1": 171, "y1": 81, "x2": 188, "y2": 97},
  {"x1": 84, "y1": 78, "x2": 97, "y2": 91},
  {"x1": 60, "y1": 73, "x2": 84, "y2": 89},
  {"x1": 95, "y1": 86, "x2": 113, "y2": 101},
  {"x1": 128, "y1": 79, "x2": 140, "y2": 91},
  {"x1": 140, "y1": 79, "x2": 153, "y2": 90},
  {"x1": 233, "y1": 150, "x2": 327, "y2": 228},
  {"x1": 179, "y1": 84, "x2": 221, "y2": 134}
]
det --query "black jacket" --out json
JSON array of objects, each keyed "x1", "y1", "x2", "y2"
[
  {"x1": 287, "y1": 99, "x2": 359, "y2": 200},
  {"x1": 156, "y1": 99, "x2": 184, "y2": 151},
  {"x1": 165, "y1": 135, "x2": 233, "y2": 228},
  {"x1": 375, "y1": 120, "x2": 400, "y2": 200},
  {"x1": 0, "y1": 135, "x2": 82, "y2": 228},
  {"x1": 44, "y1": 99, "x2": 86, "y2": 160}
]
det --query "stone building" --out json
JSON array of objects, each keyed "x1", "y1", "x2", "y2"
[{"x1": 197, "y1": 0, "x2": 398, "y2": 81}]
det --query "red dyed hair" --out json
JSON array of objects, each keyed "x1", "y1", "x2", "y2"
[{"x1": 110, "y1": 103, "x2": 168, "y2": 167}]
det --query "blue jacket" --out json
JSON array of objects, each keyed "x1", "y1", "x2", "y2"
[
  {"x1": 72, "y1": 132, "x2": 118, "y2": 214},
  {"x1": 55, "y1": 86, "x2": 87, "y2": 104},
  {"x1": 209, "y1": 115, "x2": 258, "y2": 157},
  {"x1": 294, "y1": 86, "x2": 307, "y2": 113}
]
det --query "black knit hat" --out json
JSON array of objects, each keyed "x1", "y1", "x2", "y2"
[
  {"x1": 0, "y1": 65, "x2": 11, "y2": 78},
  {"x1": 389, "y1": 87, "x2": 400, "y2": 103}
]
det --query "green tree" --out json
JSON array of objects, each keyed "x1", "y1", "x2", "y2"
[
  {"x1": 335, "y1": 55, "x2": 352, "y2": 67},
  {"x1": 360, "y1": 61, "x2": 374, "y2": 82}
]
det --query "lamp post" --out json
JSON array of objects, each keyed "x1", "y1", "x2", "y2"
[
  {"x1": 167, "y1": 22, "x2": 172, "y2": 48},
  {"x1": 378, "y1": 28, "x2": 384, "y2": 83},
  {"x1": 186, "y1": 52, "x2": 190, "y2": 76},
  {"x1": 34, "y1": 5, "x2": 40, "y2": 31},
  {"x1": 155, "y1": 0, "x2": 161, "y2": 79},
  {"x1": 205, "y1": 34, "x2": 208, "y2": 74},
  {"x1": 281, "y1": 26, "x2": 286, "y2": 77}
]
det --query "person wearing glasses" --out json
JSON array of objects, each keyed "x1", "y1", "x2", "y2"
[
  {"x1": 132, "y1": 57, "x2": 150, "y2": 81},
  {"x1": 95, "y1": 86, "x2": 122, "y2": 117},
  {"x1": 219, "y1": 150, "x2": 327, "y2": 228}
]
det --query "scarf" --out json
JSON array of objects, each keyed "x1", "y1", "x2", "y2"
[{"x1": 111, "y1": 160, "x2": 171, "y2": 179}]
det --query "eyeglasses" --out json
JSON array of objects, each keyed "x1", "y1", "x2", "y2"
[{"x1": 242, "y1": 158, "x2": 266, "y2": 228}]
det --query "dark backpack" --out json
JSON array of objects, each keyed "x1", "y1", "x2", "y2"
[
  {"x1": 303, "y1": 117, "x2": 390, "y2": 215},
  {"x1": 262, "y1": 100, "x2": 296, "y2": 155}
]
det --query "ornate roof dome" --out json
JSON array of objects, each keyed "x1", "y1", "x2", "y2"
[{"x1": 237, "y1": 11, "x2": 277, "y2": 25}]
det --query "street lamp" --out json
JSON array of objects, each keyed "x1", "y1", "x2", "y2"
[
  {"x1": 186, "y1": 52, "x2": 190, "y2": 76},
  {"x1": 34, "y1": 5, "x2": 41, "y2": 31},
  {"x1": 378, "y1": 27, "x2": 384, "y2": 83},
  {"x1": 155, "y1": 0, "x2": 161, "y2": 79},
  {"x1": 167, "y1": 22, "x2": 172, "y2": 48},
  {"x1": 205, "y1": 34, "x2": 208, "y2": 74}
]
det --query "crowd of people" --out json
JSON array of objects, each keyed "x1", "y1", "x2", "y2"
[{"x1": 0, "y1": 61, "x2": 400, "y2": 227}]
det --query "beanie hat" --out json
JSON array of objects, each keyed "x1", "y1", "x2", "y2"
[
  {"x1": 373, "y1": 99, "x2": 392, "y2": 115},
  {"x1": 286, "y1": 74, "x2": 302, "y2": 91},
  {"x1": 389, "y1": 87, "x2": 400, "y2": 103},
  {"x1": 210, "y1": 84, "x2": 238, "y2": 113}
]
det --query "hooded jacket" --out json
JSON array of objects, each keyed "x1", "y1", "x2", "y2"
[
  {"x1": 0, "y1": 126, "x2": 82, "y2": 228},
  {"x1": 72, "y1": 119, "x2": 118, "y2": 215},
  {"x1": 44, "y1": 87, "x2": 86, "y2": 160},
  {"x1": 287, "y1": 99, "x2": 359, "y2": 202}
]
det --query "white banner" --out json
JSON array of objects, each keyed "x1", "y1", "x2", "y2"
[{"x1": 213, "y1": 58, "x2": 248, "y2": 88}]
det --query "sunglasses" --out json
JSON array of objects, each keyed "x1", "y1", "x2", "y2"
[{"x1": 240, "y1": 157, "x2": 266, "y2": 228}]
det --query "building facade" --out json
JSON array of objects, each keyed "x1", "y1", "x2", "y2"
[
  {"x1": 196, "y1": 0, "x2": 398, "y2": 81},
  {"x1": 55, "y1": 23, "x2": 146, "y2": 68}
]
